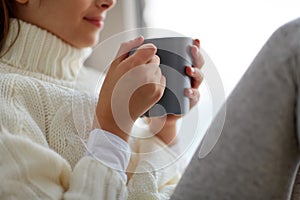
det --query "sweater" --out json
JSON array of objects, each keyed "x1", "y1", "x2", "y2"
[{"x1": 0, "y1": 19, "x2": 180, "y2": 199}]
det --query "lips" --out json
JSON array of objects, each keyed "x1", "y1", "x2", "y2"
[{"x1": 84, "y1": 16, "x2": 105, "y2": 28}]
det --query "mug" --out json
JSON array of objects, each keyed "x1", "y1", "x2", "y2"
[{"x1": 131, "y1": 37, "x2": 193, "y2": 117}]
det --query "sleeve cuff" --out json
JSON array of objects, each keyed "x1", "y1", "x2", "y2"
[{"x1": 86, "y1": 129, "x2": 131, "y2": 182}]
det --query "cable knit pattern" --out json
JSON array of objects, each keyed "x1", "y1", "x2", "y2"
[
  {"x1": 0, "y1": 19, "x2": 96, "y2": 170},
  {"x1": 0, "y1": 19, "x2": 180, "y2": 199}
]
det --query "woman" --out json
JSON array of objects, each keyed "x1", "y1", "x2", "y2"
[{"x1": 0, "y1": 0, "x2": 203, "y2": 199}]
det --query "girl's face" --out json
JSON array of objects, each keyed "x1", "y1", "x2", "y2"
[{"x1": 15, "y1": 0, "x2": 116, "y2": 48}]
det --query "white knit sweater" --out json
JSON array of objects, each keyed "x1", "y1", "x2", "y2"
[{"x1": 0, "y1": 19, "x2": 180, "y2": 199}]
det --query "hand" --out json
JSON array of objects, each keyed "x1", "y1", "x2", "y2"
[
  {"x1": 96, "y1": 36, "x2": 166, "y2": 142},
  {"x1": 148, "y1": 39, "x2": 204, "y2": 145}
]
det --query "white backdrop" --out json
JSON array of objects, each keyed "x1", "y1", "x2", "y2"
[
  {"x1": 142, "y1": 0, "x2": 300, "y2": 163},
  {"x1": 144, "y1": 0, "x2": 300, "y2": 96}
]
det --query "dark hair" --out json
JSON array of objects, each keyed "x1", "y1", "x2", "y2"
[{"x1": 0, "y1": 0, "x2": 19, "y2": 56}]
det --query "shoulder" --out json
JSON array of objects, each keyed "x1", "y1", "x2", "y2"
[
  {"x1": 0, "y1": 73, "x2": 30, "y2": 94},
  {"x1": 0, "y1": 71, "x2": 75, "y2": 98},
  {"x1": 0, "y1": 73, "x2": 41, "y2": 97},
  {"x1": 0, "y1": 72, "x2": 35, "y2": 84}
]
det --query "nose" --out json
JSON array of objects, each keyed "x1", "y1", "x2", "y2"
[{"x1": 95, "y1": 0, "x2": 116, "y2": 10}]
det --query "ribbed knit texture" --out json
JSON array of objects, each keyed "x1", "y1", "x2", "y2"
[
  {"x1": 0, "y1": 19, "x2": 180, "y2": 199},
  {"x1": 0, "y1": 19, "x2": 96, "y2": 168},
  {"x1": 1, "y1": 19, "x2": 92, "y2": 82}
]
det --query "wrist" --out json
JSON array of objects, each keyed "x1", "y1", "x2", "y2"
[
  {"x1": 148, "y1": 116, "x2": 178, "y2": 145},
  {"x1": 156, "y1": 122, "x2": 177, "y2": 145},
  {"x1": 96, "y1": 112, "x2": 132, "y2": 142}
]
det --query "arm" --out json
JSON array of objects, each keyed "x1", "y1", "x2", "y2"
[
  {"x1": 0, "y1": 130, "x2": 127, "y2": 200},
  {"x1": 96, "y1": 36, "x2": 165, "y2": 142},
  {"x1": 0, "y1": 76, "x2": 127, "y2": 200}
]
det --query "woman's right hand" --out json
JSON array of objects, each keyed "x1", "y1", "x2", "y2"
[{"x1": 96, "y1": 36, "x2": 166, "y2": 142}]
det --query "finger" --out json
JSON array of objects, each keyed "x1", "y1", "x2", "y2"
[
  {"x1": 114, "y1": 36, "x2": 144, "y2": 64},
  {"x1": 191, "y1": 45, "x2": 204, "y2": 69},
  {"x1": 127, "y1": 43, "x2": 159, "y2": 66},
  {"x1": 148, "y1": 54, "x2": 160, "y2": 66},
  {"x1": 147, "y1": 55, "x2": 165, "y2": 87},
  {"x1": 194, "y1": 39, "x2": 200, "y2": 48},
  {"x1": 150, "y1": 55, "x2": 161, "y2": 75},
  {"x1": 122, "y1": 43, "x2": 158, "y2": 70},
  {"x1": 185, "y1": 88, "x2": 200, "y2": 107},
  {"x1": 160, "y1": 75, "x2": 166, "y2": 89},
  {"x1": 186, "y1": 66, "x2": 203, "y2": 89}
]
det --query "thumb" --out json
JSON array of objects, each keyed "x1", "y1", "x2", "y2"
[{"x1": 114, "y1": 36, "x2": 144, "y2": 64}]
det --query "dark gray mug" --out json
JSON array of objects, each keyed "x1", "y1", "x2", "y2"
[{"x1": 131, "y1": 37, "x2": 193, "y2": 117}]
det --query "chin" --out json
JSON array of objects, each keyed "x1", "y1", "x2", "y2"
[
  {"x1": 82, "y1": 35, "x2": 100, "y2": 48},
  {"x1": 74, "y1": 38, "x2": 99, "y2": 49}
]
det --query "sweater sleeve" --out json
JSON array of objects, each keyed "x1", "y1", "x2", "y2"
[
  {"x1": 127, "y1": 127, "x2": 181, "y2": 200},
  {"x1": 0, "y1": 75, "x2": 180, "y2": 199},
  {"x1": 0, "y1": 75, "x2": 127, "y2": 199},
  {"x1": 86, "y1": 129, "x2": 131, "y2": 182},
  {"x1": 0, "y1": 129, "x2": 127, "y2": 200}
]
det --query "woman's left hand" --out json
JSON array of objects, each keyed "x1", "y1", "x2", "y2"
[
  {"x1": 185, "y1": 38, "x2": 204, "y2": 109},
  {"x1": 147, "y1": 39, "x2": 204, "y2": 145}
]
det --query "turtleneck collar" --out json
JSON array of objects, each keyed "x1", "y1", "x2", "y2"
[{"x1": 0, "y1": 19, "x2": 92, "y2": 81}]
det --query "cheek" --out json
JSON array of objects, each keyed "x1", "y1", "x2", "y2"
[
  {"x1": 45, "y1": 1, "x2": 98, "y2": 47},
  {"x1": 49, "y1": 1, "x2": 88, "y2": 24}
]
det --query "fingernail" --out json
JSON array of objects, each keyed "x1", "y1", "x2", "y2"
[
  {"x1": 134, "y1": 35, "x2": 144, "y2": 41},
  {"x1": 190, "y1": 67, "x2": 195, "y2": 74},
  {"x1": 195, "y1": 39, "x2": 200, "y2": 45},
  {"x1": 187, "y1": 88, "x2": 193, "y2": 96}
]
